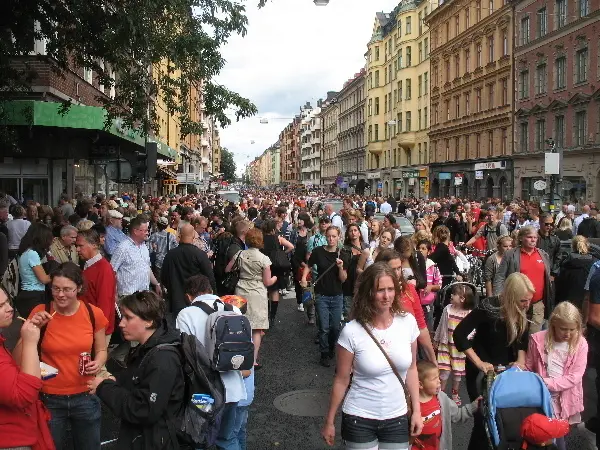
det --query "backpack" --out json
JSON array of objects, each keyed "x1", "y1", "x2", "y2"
[
  {"x1": 142, "y1": 333, "x2": 226, "y2": 449},
  {"x1": 577, "y1": 217, "x2": 599, "y2": 238},
  {"x1": 194, "y1": 300, "x2": 254, "y2": 371},
  {"x1": 483, "y1": 222, "x2": 502, "y2": 238},
  {"x1": 212, "y1": 235, "x2": 233, "y2": 278},
  {"x1": 1, "y1": 257, "x2": 19, "y2": 301}
]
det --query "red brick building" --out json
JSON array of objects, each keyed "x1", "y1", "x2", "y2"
[{"x1": 513, "y1": 0, "x2": 600, "y2": 205}]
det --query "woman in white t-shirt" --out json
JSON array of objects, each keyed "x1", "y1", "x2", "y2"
[{"x1": 321, "y1": 262, "x2": 423, "y2": 449}]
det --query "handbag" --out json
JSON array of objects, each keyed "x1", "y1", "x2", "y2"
[
  {"x1": 222, "y1": 251, "x2": 242, "y2": 294},
  {"x1": 270, "y1": 248, "x2": 292, "y2": 272},
  {"x1": 359, "y1": 322, "x2": 414, "y2": 435}
]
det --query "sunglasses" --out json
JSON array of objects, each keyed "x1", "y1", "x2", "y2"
[{"x1": 543, "y1": 222, "x2": 554, "y2": 226}]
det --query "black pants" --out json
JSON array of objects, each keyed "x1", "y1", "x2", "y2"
[{"x1": 588, "y1": 325, "x2": 600, "y2": 446}]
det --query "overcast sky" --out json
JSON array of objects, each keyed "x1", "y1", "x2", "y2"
[{"x1": 217, "y1": 0, "x2": 401, "y2": 175}]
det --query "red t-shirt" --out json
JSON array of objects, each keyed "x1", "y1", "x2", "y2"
[
  {"x1": 413, "y1": 396, "x2": 442, "y2": 450},
  {"x1": 401, "y1": 283, "x2": 427, "y2": 330},
  {"x1": 520, "y1": 248, "x2": 545, "y2": 303}
]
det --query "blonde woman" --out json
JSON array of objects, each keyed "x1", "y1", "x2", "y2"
[
  {"x1": 556, "y1": 235, "x2": 597, "y2": 310},
  {"x1": 368, "y1": 219, "x2": 382, "y2": 248},
  {"x1": 358, "y1": 229, "x2": 394, "y2": 272},
  {"x1": 525, "y1": 302, "x2": 587, "y2": 450},
  {"x1": 556, "y1": 218, "x2": 574, "y2": 241},
  {"x1": 414, "y1": 218, "x2": 430, "y2": 234},
  {"x1": 454, "y1": 272, "x2": 534, "y2": 450}
]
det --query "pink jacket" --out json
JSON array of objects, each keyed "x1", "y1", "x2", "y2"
[{"x1": 525, "y1": 330, "x2": 588, "y2": 420}]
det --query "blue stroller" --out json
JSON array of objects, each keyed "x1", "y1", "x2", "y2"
[{"x1": 481, "y1": 367, "x2": 554, "y2": 450}]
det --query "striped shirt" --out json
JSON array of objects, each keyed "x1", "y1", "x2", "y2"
[{"x1": 111, "y1": 237, "x2": 151, "y2": 296}]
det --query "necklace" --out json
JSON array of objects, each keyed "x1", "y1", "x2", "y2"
[{"x1": 372, "y1": 316, "x2": 394, "y2": 345}]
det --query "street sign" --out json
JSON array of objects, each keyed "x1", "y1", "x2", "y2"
[
  {"x1": 533, "y1": 180, "x2": 547, "y2": 191},
  {"x1": 475, "y1": 170, "x2": 484, "y2": 180},
  {"x1": 377, "y1": 182, "x2": 383, "y2": 189}
]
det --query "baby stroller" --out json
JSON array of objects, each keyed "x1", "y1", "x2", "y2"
[{"x1": 480, "y1": 367, "x2": 553, "y2": 450}]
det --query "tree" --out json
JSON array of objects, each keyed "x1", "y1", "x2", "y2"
[
  {"x1": 2, "y1": 0, "x2": 259, "y2": 138},
  {"x1": 220, "y1": 148, "x2": 236, "y2": 182}
]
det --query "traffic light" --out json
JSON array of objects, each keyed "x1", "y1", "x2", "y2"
[{"x1": 135, "y1": 142, "x2": 158, "y2": 180}]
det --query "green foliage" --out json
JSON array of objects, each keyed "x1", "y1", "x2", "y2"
[
  {"x1": 220, "y1": 147, "x2": 236, "y2": 182},
  {"x1": 2, "y1": 0, "x2": 258, "y2": 138}
]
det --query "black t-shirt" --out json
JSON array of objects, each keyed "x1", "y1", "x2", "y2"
[{"x1": 307, "y1": 246, "x2": 349, "y2": 296}]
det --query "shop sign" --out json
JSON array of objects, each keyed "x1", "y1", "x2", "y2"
[
  {"x1": 367, "y1": 172, "x2": 381, "y2": 179},
  {"x1": 454, "y1": 177, "x2": 463, "y2": 186},
  {"x1": 533, "y1": 180, "x2": 547, "y2": 191},
  {"x1": 409, "y1": 178, "x2": 415, "y2": 185},
  {"x1": 439, "y1": 172, "x2": 452, "y2": 180},
  {"x1": 424, "y1": 180, "x2": 430, "y2": 194},
  {"x1": 377, "y1": 182, "x2": 383, "y2": 189},
  {"x1": 474, "y1": 161, "x2": 506, "y2": 170},
  {"x1": 163, "y1": 179, "x2": 178, "y2": 185},
  {"x1": 402, "y1": 171, "x2": 420, "y2": 178},
  {"x1": 475, "y1": 170, "x2": 484, "y2": 180}
]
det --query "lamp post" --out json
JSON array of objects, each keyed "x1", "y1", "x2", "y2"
[
  {"x1": 545, "y1": 137, "x2": 560, "y2": 213},
  {"x1": 387, "y1": 120, "x2": 396, "y2": 196}
]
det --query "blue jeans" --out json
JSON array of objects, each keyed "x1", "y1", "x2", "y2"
[
  {"x1": 216, "y1": 401, "x2": 240, "y2": 450},
  {"x1": 316, "y1": 294, "x2": 344, "y2": 355},
  {"x1": 233, "y1": 405, "x2": 250, "y2": 450},
  {"x1": 41, "y1": 392, "x2": 101, "y2": 450}
]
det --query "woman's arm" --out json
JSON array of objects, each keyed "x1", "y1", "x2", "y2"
[
  {"x1": 262, "y1": 265, "x2": 277, "y2": 287},
  {"x1": 357, "y1": 248, "x2": 370, "y2": 272},
  {"x1": 84, "y1": 329, "x2": 108, "y2": 376},
  {"x1": 321, "y1": 347, "x2": 354, "y2": 446},
  {"x1": 0, "y1": 341, "x2": 42, "y2": 409},
  {"x1": 32, "y1": 264, "x2": 51, "y2": 284},
  {"x1": 417, "y1": 328, "x2": 437, "y2": 365},
  {"x1": 406, "y1": 340, "x2": 424, "y2": 437},
  {"x1": 278, "y1": 236, "x2": 295, "y2": 253},
  {"x1": 464, "y1": 348, "x2": 494, "y2": 373},
  {"x1": 224, "y1": 251, "x2": 240, "y2": 273}
]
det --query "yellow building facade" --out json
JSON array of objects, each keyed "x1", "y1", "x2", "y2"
[{"x1": 365, "y1": 0, "x2": 433, "y2": 197}]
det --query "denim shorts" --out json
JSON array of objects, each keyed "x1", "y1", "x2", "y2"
[{"x1": 341, "y1": 412, "x2": 410, "y2": 449}]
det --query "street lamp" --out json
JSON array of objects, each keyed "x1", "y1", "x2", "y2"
[
  {"x1": 387, "y1": 119, "x2": 396, "y2": 163},
  {"x1": 545, "y1": 137, "x2": 560, "y2": 212}
]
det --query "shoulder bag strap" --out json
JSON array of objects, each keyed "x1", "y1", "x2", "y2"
[
  {"x1": 359, "y1": 321, "x2": 412, "y2": 418},
  {"x1": 83, "y1": 301, "x2": 97, "y2": 359},
  {"x1": 312, "y1": 248, "x2": 340, "y2": 287}
]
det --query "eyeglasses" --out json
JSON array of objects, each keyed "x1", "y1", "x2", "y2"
[
  {"x1": 51, "y1": 286, "x2": 77, "y2": 294},
  {"x1": 543, "y1": 222, "x2": 554, "y2": 227}
]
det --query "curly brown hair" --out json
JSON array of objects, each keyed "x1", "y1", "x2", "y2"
[
  {"x1": 351, "y1": 262, "x2": 406, "y2": 325},
  {"x1": 245, "y1": 227, "x2": 264, "y2": 249}
]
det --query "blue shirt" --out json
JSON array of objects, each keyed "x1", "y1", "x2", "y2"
[
  {"x1": 19, "y1": 249, "x2": 45, "y2": 291},
  {"x1": 104, "y1": 225, "x2": 127, "y2": 257}
]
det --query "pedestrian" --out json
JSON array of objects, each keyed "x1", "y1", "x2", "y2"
[
  {"x1": 582, "y1": 264, "x2": 600, "y2": 448},
  {"x1": 24, "y1": 262, "x2": 108, "y2": 450},
  {"x1": 465, "y1": 210, "x2": 509, "y2": 252},
  {"x1": 301, "y1": 225, "x2": 348, "y2": 367},
  {"x1": 537, "y1": 213, "x2": 562, "y2": 278},
  {"x1": 525, "y1": 302, "x2": 587, "y2": 450},
  {"x1": 7, "y1": 205, "x2": 30, "y2": 259},
  {"x1": 434, "y1": 284, "x2": 475, "y2": 406},
  {"x1": 412, "y1": 360, "x2": 479, "y2": 450},
  {"x1": 416, "y1": 239, "x2": 442, "y2": 332},
  {"x1": 341, "y1": 223, "x2": 368, "y2": 321},
  {"x1": 320, "y1": 262, "x2": 423, "y2": 448},
  {"x1": 289, "y1": 212, "x2": 312, "y2": 316},
  {"x1": 429, "y1": 226, "x2": 462, "y2": 289},
  {"x1": 148, "y1": 216, "x2": 178, "y2": 280},
  {"x1": 357, "y1": 229, "x2": 393, "y2": 271},
  {"x1": 483, "y1": 235, "x2": 513, "y2": 298},
  {"x1": 555, "y1": 218, "x2": 574, "y2": 241},
  {"x1": 103, "y1": 209, "x2": 126, "y2": 259},
  {"x1": 88, "y1": 291, "x2": 185, "y2": 450},
  {"x1": 555, "y1": 236, "x2": 596, "y2": 310},
  {"x1": 453, "y1": 272, "x2": 533, "y2": 450},
  {"x1": 49, "y1": 225, "x2": 79, "y2": 265}
]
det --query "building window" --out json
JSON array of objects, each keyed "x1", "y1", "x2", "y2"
[
  {"x1": 433, "y1": 104, "x2": 439, "y2": 124},
  {"x1": 375, "y1": 97, "x2": 380, "y2": 115},
  {"x1": 375, "y1": 46, "x2": 380, "y2": 60},
  {"x1": 455, "y1": 15, "x2": 460, "y2": 36},
  {"x1": 455, "y1": 137, "x2": 460, "y2": 160},
  {"x1": 520, "y1": 122, "x2": 529, "y2": 151},
  {"x1": 406, "y1": 78, "x2": 412, "y2": 99},
  {"x1": 476, "y1": 88, "x2": 482, "y2": 112},
  {"x1": 488, "y1": 83, "x2": 495, "y2": 109},
  {"x1": 465, "y1": 91, "x2": 470, "y2": 115},
  {"x1": 476, "y1": 43, "x2": 482, "y2": 68},
  {"x1": 418, "y1": 109, "x2": 422, "y2": 129},
  {"x1": 556, "y1": 0, "x2": 567, "y2": 28},
  {"x1": 455, "y1": 55, "x2": 460, "y2": 78},
  {"x1": 555, "y1": 56, "x2": 566, "y2": 89},
  {"x1": 488, "y1": 36, "x2": 495, "y2": 62},
  {"x1": 455, "y1": 95, "x2": 460, "y2": 117},
  {"x1": 576, "y1": 48, "x2": 588, "y2": 83},
  {"x1": 419, "y1": 11, "x2": 423, "y2": 35},
  {"x1": 368, "y1": 125, "x2": 373, "y2": 142},
  {"x1": 521, "y1": 17, "x2": 530, "y2": 45},
  {"x1": 476, "y1": 133, "x2": 482, "y2": 157},
  {"x1": 398, "y1": 80, "x2": 403, "y2": 98},
  {"x1": 424, "y1": 141, "x2": 428, "y2": 163},
  {"x1": 398, "y1": 113, "x2": 403, "y2": 132},
  {"x1": 465, "y1": 49, "x2": 470, "y2": 72},
  {"x1": 399, "y1": 49, "x2": 403, "y2": 68},
  {"x1": 424, "y1": 72, "x2": 428, "y2": 93},
  {"x1": 406, "y1": 111, "x2": 412, "y2": 131},
  {"x1": 424, "y1": 107, "x2": 428, "y2": 126},
  {"x1": 575, "y1": 111, "x2": 587, "y2": 146},
  {"x1": 476, "y1": 0, "x2": 482, "y2": 20},
  {"x1": 446, "y1": 22, "x2": 450, "y2": 41},
  {"x1": 384, "y1": 95, "x2": 388, "y2": 113},
  {"x1": 418, "y1": 42, "x2": 423, "y2": 63},
  {"x1": 488, "y1": 131, "x2": 494, "y2": 156},
  {"x1": 368, "y1": 98, "x2": 373, "y2": 116},
  {"x1": 407, "y1": 46, "x2": 412, "y2": 67},
  {"x1": 375, "y1": 124, "x2": 379, "y2": 141},
  {"x1": 424, "y1": 38, "x2": 429, "y2": 58},
  {"x1": 445, "y1": 100, "x2": 450, "y2": 120},
  {"x1": 418, "y1": 75, "x2": 423, "y2": 97},
  {"x1": 83, "y1": 67, "x2": 93, "y2": 84},
  {"x1": 465, "y1": 134, "x2": 470, "y2": 157},
  {"x1": 466, "y1": 9, "x2": 470, "y2": 28},
  {"x1": 555, "y1": 115, "x2": 565, "y2": 148},
  {"x1": 445, "y1": 60, "x2": 451, "y2": 81},
  {"x1": 406, "y1": 16, "x2": 412, "y2": 34},
  {"x1": 519, "y1": 69, "x2": 530, "y2": 99},
  {"x1": 502, "y1": 30, "x2": 508, "y2": 56},
  {"x1": 501, "y1": 78, "x2": 508, "y2": 105},
  {"x1": 535, "y1": 119, "x2": 546, "y2": 151},
  {"x1": 535, "y1": 64, "x2": 547, "y2": 94},
  {"x1": 446, "y1": 139, "x2": 450, "y2": 160},
  {"x1": 578, "y1": 0, "x2": 589, "y2": 17},
  {"x1": 537, "y1": 8, "x2": 547, "y2": 37},
  {"x1": 501, "y1": 128, "x2": 507, "y2": 155},
  {"x1": 375, "y1": 70, "x2": 380, "y2": 87}
]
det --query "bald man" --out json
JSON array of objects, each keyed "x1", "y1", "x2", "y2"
[{"x1": 161, "y1": 224, "x2": 217, "y2": 316}]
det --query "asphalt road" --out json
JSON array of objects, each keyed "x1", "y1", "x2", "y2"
[{"x1": 3, "y1": 293, "x2": 598, "y2": 449}]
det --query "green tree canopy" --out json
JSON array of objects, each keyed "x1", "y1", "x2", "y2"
[
  {"x1": 2, "y1": 0, "x2": 260, "y2": 137},
  {"x1": 220, "y1": 147, "x2": 236, "y2": 182}
]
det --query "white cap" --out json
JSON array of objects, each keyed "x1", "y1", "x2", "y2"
[{"x1": 108, "y1": 210, "x2": 123, "y2": 219}]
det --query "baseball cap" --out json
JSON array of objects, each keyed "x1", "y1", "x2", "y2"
[
  {"x1": 319, "y1": 215, "x2": 331, "y2": 224},
  {"x1": 520, "y1": 414, "x2": 569, "y2": 448},
  {"x1": 158, "y1": 216, "x2": 169, "y2": 226},
  {"x1": 108, "y1": 210, "x2": 123, "y2": 219}
]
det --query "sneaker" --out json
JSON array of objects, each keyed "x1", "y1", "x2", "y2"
[
  {"x1": 297, "y1": 303, "x2": 305, "y2": 312},
  {"x1": 451, "y1": 389, "x2": 462, "y2": 406},
  {"x1": 319, "y1": 354, "x2": 331, "y2": 367}
]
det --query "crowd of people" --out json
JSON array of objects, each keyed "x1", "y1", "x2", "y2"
[{"x1": 0, "y1": 188, "x2": 599, "y2": 450}]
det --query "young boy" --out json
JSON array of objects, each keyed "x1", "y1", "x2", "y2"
[
  {"x1": 520, "y1": 413, "x2": 569, "y2": 450},
  {"x1": 414, "y1": 360, "x2": 480, "y2": 450}
]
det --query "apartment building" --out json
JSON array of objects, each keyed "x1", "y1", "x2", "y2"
[
  {"x1": 279, "y1": 119, "x2": 301, "y2": 185},
  {"x1": 365, "y1": 0, "x2": 433, "y2": 197},
  {"x1": 337, "y1": 69, "x2": 367, "y2": 194},
  {"x1": 321, "y1": 93, "x2": 340, "y2": 188},
  {"x1": 513, "y1": 0, "x2": 600, "y2": 205},
  {"x1": 426, "y1": 0, "x2": 514, "y2": 200}
]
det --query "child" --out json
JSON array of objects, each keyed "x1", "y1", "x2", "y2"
[
  {"x1": 414, "y1": 360, "x2": 479, "y2": 450},
  {"x1": 520, "y1": 413, "x2": 570, "y2": 450},
  {"x1": 433, "y1": 284, "x2": 475, "y2": 405},
  {"x1": 525, "y1": 302, "x2": 588, "y2": 450},
  {"x1": 417, "y1": 239, "x2": 442, "y2": 332}
]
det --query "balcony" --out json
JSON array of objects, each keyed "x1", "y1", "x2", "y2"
[
  {"x1": 201, "y1": 156, "x2": 211, "y2": 165},
  {"x1": 311, "y1": 135, "x2": 321, "y2": 145},
  {"x1": 397, "y1": 132, "x2": 416, "y2": 147},
  {"x1": 177, "y1": 173, "x2": 199, "y2": 184},
  {"x1": 368, "y1": 142, "x2": 384, "y2": 154},
  {"x1": 201, "y1": 138, "x2": 209, "y2": 147}
]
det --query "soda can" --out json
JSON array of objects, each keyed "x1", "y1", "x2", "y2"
[{"x1": 79, "y1": 352, "x2": 92, "y2": 376}]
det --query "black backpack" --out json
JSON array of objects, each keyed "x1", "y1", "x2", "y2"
[
  {"x1": 483, "y1": 222, "x2": 502, "y2": 238},
  {"x1": 142, "y1": 333, "x2": 226, "y2": 449},
  {"x1": 212, "y1": 235, "x2": 233, "y2": 278},
  {"x1": 577, "y1": 217, "x2": 599, "y2": 238}
]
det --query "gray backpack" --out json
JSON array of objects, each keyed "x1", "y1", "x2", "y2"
[{"x1": 194, "y1": 300, "x2": 254, "y2": 371}]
